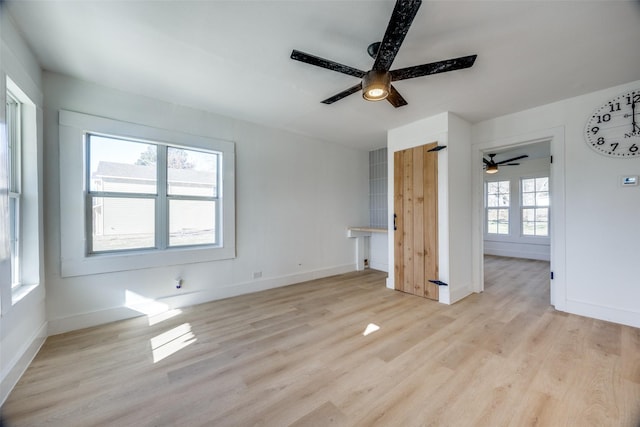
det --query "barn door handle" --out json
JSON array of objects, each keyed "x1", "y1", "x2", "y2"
[{"x1": 394, "y1": 214, "x2": 397, "y2": 230}]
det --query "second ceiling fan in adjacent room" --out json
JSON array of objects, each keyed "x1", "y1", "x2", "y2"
[{"x1": 483, "y1": 153, "x2": 529, "y2": 174}]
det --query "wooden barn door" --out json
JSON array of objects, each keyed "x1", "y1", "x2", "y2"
[{"x1": 394, "y1": 142, "x2": 439, "y2": 300}]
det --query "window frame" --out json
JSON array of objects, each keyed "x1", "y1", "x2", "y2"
[
  {"x1": 4, "y1": 76, "x2": 42, "y2": 306},
  {"x1": 520, "y1": 176, "x2": 550, "y2": 237},
  {"x1": 85, "y1": 134, "x2": 222, "y2": 254},
  {"x1": 485, "y1": 179, "x2": 510, "y2": 236},
  {"x1": 59, "y1": 110, "x2": 236, "y2": 277},
  {"x1": 7, "y1": 89, "x2": 21, "y2": 289}
]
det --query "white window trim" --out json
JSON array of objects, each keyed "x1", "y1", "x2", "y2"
[
  {"x1": 7, "y1": 89, "x2": 21, "y2": 289},
  {"x1": 6, "y1": 76, "x2": 41, "y2": 305},
  {"x1": 485, "y1": 180, "x2": 511, "y2": 236},
  {"x1": 59, "y1": 110, "x2": 236, "y2": 277},
  {"x1": 520, "y1": 174, "x2": 550, "y2": 238}
]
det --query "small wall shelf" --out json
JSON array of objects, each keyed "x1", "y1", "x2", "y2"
[{"x1": 347, "y1": 227, "x2": 388, "y2": 270}]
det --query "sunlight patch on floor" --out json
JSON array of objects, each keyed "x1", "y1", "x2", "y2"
[
  {"x1": 151, "y1": 323, "x2": 197, "y2": 363},
  {"x1": 363, "y1": 323, "x2": 380, "y2": 336}
]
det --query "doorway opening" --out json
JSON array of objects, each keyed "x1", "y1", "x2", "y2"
[{"x1": 479, "y1": 139, "x2": 553, "y2": 305}]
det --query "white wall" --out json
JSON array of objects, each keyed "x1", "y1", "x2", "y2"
[
  {"x1": 387, "y1": 112, "x2": 473, "y2": 304},
  {"x1": 0, "y1": 10, "x2": 47, "y2": 405},
  {"x1": 483, "y1": 157, "x2": 551, "y2": 261},
  {"x1": 473, "y1": 79, "x2": 640, "y2": 328},
  {"x1": 43, "y1": 72, "x2": 369, "y2": 334}
]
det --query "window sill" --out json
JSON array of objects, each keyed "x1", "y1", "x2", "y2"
[{"x1": 12, "y1": 283, "x2": 39, "y2": 305}]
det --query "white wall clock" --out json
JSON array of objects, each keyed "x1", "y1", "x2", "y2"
[{"x1": 584, "y1": 89, "x2": 640, "y2": 157}]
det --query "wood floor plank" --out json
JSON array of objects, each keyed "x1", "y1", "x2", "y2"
[{"x1": 3, "y1": 258, "x2": 640, "y2": 426}]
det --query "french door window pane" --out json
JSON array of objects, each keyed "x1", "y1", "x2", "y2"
[
  {"x1": 92, "y1": 197, "x2": 155, "y2": 252},
  {"x1": 89, "y1": 135, "x2": 157, "y2": 194},
  {"x1": 169, "y1": 199, "x2": 216, "y2": 246}
]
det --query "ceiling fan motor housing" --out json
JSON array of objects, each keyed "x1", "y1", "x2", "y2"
[{"x1": 362, "y1": 70, "x2": 391, "y2": 101}]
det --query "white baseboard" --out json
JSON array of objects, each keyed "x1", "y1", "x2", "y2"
[
  {"x1": 48, "y1": 263, "x2": 356, "y2": 335},
  {"x1": 1, "y1": 321, "x2": 48, "y2": 406},
  {"x1": 564, "y1": 299, "x2": 640, "y2": 329},
  {"x1": 369, "y1": 261, "x2": 388, "y2": 273}
]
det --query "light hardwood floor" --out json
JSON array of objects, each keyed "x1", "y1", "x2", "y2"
[{"x1": 3, "y1": 256, "x2": 640, "y2": 426}]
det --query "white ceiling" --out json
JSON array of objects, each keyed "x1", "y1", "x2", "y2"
[{"x1": 5, "y1": 1, "x2": 640, "y2": 151}]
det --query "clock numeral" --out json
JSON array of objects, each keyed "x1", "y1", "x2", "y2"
[
  {"x1": 596, "y1": 114, "x2": 611, "y2": 123},
  {"x1": 609, "y1": 102, "x2": 621, "y2": 112},
  {"x1": 630, "y1": 144, "x2": 639, "y2": 153},
  {"x1": 596, "y1": 137, "x2": 605, "y2": 145},
  {"x1": 627, "y1": 94, "x2": 640, "y2": 105},
  {"x1": 590, "y1": 126, "x2": 599, "y2": 134},
  {"x1": 610, "y1": 142, "x2": 619, "y2": 152}
]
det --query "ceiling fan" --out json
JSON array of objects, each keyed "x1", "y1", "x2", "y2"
[
  {"x1": 290, "y1": 0, "x2": 477, "y2": 107},
  {"x1": 483, "y1": 154, "x2": 529, "y2": 174}
]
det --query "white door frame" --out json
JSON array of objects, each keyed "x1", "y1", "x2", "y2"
[{"x1": 471, "y1": 126, "x2": 566, "y2": 310}]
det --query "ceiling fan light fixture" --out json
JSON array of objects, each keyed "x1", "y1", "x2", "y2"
[
  {"x1": 485, "y1": 164, "x2": 498, "y2": 174},
  {"x1": 362, "y1": 70, "x2": 390, "y2": 101}
]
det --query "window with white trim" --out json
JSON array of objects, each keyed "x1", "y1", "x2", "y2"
[
  {"x1": 7, "y1": 90, "x2": 21, "y2": 288},
  {"x1": 486, "y1": 180, "x2": 510, "y2": 235},
  {"x1": 4, "y1": 77, "x2": 41, "y2": 304},
  {"x1": 59, "y1": 110, "x2": 236, "y2": 277},
  {"x1": 521, "y1": 177, "x2": 549, "y2": 236},
  {"x1": 87, "y1": 135, "x2": 220, "y2": 253}
]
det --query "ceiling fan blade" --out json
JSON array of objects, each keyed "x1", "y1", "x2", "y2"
[
  {"x1": 495, "y1": 155, "x2": 528, "y2": 165},
  {"x1": 321, "y1": 83, "x2": 363, "y2": 104},
  {"x1": 483, "y1": 158, "x2": 491, "y2": 165},
  {"x1": 386, "y1": 85, "x2": 408, "y2": 108},
  {"x1": 291, "y1": 50, "x2": 366, "y2": 78},
  {"x1": 390, "y1": 54, "x2": 477, "y2": 81},
  {"x1": 372, "y1": 0, "x2": 422, "y2": 72},
  {"x1": 505, "y1": 163, "x2": 521, "y2": 166}
]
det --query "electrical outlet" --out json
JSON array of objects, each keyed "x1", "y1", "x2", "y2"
[{"x1": 253, "y1": 271, "x2": 262, "y2": 279}]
